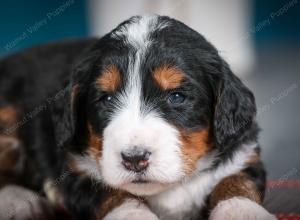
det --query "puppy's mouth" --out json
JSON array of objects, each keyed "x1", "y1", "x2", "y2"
[
  {"x1": 121, "y1": 178, "x2": 172, "y2": 196},
  {"x1": 131, "y1": 179, "x2": 150, "y2": 184}
]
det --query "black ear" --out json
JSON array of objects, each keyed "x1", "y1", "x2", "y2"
[
  {"x1": 52, "y1": 55, "x2": 94, "y2": 151},
  {"x1": 213, "y1": 61, "x2": 256, "y2": 149},
  {"x1": 52, "y1": 82, "x2": 86, "y2": 151}
]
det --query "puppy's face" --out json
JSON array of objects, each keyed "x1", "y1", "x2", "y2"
[
  {"x1": 68, "y1": 15, "x2": 255, "y2": 196},
  {"x1": 91, "y1": 62, "x2": 211, "y2": 196}
]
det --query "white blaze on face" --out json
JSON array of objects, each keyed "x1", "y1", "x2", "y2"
[{"x1": 100, "y1": 15, "x2": 184, "y2": 195}]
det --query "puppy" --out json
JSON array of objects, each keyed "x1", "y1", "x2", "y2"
[{"x1": 0, "y1": 15, "x2": 275, "y2": 220}]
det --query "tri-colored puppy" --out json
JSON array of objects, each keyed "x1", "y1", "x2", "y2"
[{"x1": 0, "y1": 15, "x2": 275, "y2": 220}]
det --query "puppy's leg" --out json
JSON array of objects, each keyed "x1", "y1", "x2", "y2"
[
  {"x1": 0, "y1": 106, "x2": 55, "y2": 219},
  {"x1": 209, "y1": 158, "x2": 276, "y2": 220},
  {"x1": 0, "y1": 185, "x2": 55, "y2": 220},
  {"x1": 94, "y1": 188, "x2": 158, "y2": 220},
  {"x1": 0, "y1": 135, "x2": 24, "y2": 188},
  {"x1": 62, "y1": 171, "x2": 158, "y2": 220},
  {"x1": 103, "y1": 199, "x2": 159, "y2": 220},
  {"x1": 209, "y1": 197, "x2": 275, "y2": 220},
  {"x1": 0, "y1": 105, "x2": 24, "y2": 188}
]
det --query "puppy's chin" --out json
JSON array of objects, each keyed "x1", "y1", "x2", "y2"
[{"x1": 120, "y1": 182, "x2": 171, "y2": 196}]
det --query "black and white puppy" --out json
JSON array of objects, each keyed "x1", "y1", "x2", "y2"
[{"x1": 0, "y1": 15, "x2": 275, "y2": 220}]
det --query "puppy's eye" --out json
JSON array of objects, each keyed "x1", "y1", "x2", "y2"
[
  {"x1": 168, "y1": 92, "x2": 186, "y2": 105},
  {"x1": 99, "y1": 94, "x2": 113, "y2": 104}
]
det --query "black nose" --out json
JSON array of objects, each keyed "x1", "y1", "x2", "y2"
[{"x1": 121, "y1": 148, "x2": 151, "y2": 173}]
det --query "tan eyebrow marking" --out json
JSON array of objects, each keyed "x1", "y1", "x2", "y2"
[
  {"x1": 96, "y1": 65, "x2": 121, "y2": 92},
  {"x1": 153, "y1": 65, "x2": 185, "y2": 90}
]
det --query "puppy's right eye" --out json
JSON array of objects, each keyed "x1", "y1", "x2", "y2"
[{"x1": 168, "y1": 92, "x2": 186, "y2": 105}]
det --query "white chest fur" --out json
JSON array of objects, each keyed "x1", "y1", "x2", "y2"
[{"x1": 147, "y1": 143, "x2": 257, "y2": 220}]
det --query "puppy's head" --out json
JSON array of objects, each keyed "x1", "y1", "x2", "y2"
[{"x1": 61, "y1": 15, "x2": 256, "y2": 196}]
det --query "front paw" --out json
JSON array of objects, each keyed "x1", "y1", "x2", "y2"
[
  {"x1": 0, "y1": 136, "x2": 23, "y2": 173},
  {"x1": 103, "y1": 199, "x2": 159, "y2": 220},
  {"x1": 0, "y1": 185, "x2": 55, "y2": 220},
  {"x1": 115, "y1": 211, "x2": 159, "y2": 220},
  {"x1": 209, "y1": 197, "x2": 276, "y2": 220}
]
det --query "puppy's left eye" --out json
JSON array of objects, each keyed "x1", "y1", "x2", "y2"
[
  {"x1": 168, "y1": 92, "x2": 186, "y2": 105},
  {"x1": 99, "y1": 94, "x2": 113, "y2": 105}
]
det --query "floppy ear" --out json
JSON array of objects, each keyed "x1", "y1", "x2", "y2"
[
  {"x1": 52, "y1": 83, "x2": 87, "y2": 152},
  {"x1": 213, "y1": 60, "x2": 256, "y2": 149},
  {"x1": 52, "y1": 55, "x2": 94, "y2": 151}
]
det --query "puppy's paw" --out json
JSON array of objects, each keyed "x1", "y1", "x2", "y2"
[
  {"x1": 209, "y1": 197, "x2": 276, "y2": 220},
  {"x1": 0, "y1": 185, "x2": 55, "y2": 220},
  {"x1": 103, "y1": 199, "x2": 159, "y2": 220},
  {"x1": 0, "y1": 136, "x2": 23, "y2": 173}
]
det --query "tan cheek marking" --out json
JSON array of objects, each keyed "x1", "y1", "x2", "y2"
[
  {"x1": 67, "y1": 124, "x2": 103, "y2": 176},
  {"x1": 180, "y1": 128, "x2": 211, "y2": 174},
  {"x1": 209, "y1": 172, "x2": 262, "y2": 209},
  {"x1": 87, "y1": 123, "x2": 103, "y2": 159},
  {"x1": 153, "y1": 65, "x2": 185, "y2": 90},
  {"x1": 96, "y1": 65, "x2": 121, "y2": 92}
]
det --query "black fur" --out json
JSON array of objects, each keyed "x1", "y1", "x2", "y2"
[{"x1": 0, "y1": 15, "x2": 266, "y2": 220}]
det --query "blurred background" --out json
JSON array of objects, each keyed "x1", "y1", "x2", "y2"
[{"x1": 0, "y1": 0, "x2": 299, "y2": 218}]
